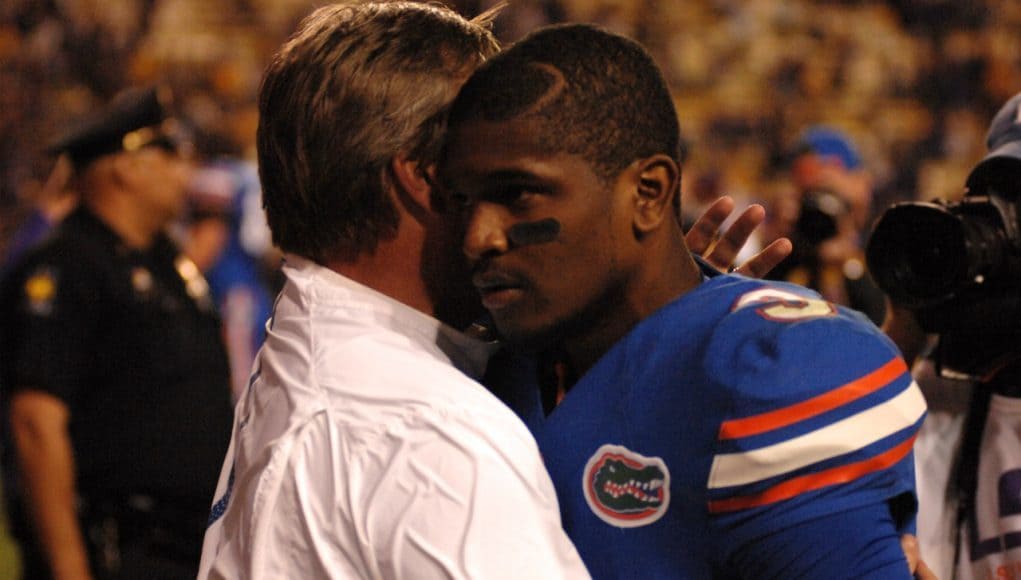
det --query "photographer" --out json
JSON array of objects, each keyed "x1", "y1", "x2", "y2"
[
  {"x1": 770, "y1": 127, "x2": 887, "y2": 324},
  {"x1": 867, "y1": 90, "x2": 1021, "y2": 580}
]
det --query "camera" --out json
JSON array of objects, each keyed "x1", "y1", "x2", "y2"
[
  {"x1": 866, "y1": 155, "x2": 1021, "y2": 378},
  {"x1": 794, "y1": 189, "x2": 848, "y2": 246}
]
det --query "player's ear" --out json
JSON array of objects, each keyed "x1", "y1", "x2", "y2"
[{"x1": 633, "y1": 154, "x2": 679, "y2": 235}]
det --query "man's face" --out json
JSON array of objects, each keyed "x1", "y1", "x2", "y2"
[
  {"x1": 421, "y1": 180, "x2": 487, "y2": 332},
  {"x1": 441, "y1": 115, "x2": 636, "y2": 347},
  {"x1": 126, "y1": 146, "x2": 194, "y2": 224}
]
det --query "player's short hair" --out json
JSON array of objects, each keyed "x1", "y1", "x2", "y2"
[
  {"x1": 447, "y1": 23, "x2": 681, "y2": 183},
  {"x1": 258, "y1": 2, "x2": 499, "y2": 262}
]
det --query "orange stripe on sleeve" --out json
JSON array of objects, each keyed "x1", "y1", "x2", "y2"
[
  {"x1": 718, "y1": 357, "x2": 908, "y2": 441},
  {"x1": 707, "y1": 433, "x2": 917, "y2": 514}
]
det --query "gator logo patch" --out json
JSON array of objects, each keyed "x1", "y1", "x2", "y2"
[{"x1": 583, "y1": 444, "x2": 670, "y2": 528}]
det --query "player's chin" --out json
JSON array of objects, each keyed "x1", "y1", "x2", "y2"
[{"x1": 491, "y1": 312, "x2": 559, "y2": 350}]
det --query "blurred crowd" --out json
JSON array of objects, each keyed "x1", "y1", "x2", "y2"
[
  {"x1": 3, "y1": 0, "x2": 1021, "y2": 262},
  {"x1": 1, "y1": 1, "x2": 1020, "y2": 578}
]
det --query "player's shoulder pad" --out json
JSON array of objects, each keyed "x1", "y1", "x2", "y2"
[
  {"x1": 703, "y1": 279, "x2": 905, "y2": 410},
  {"x1": 701, "y1": 280, "x2": 924, "y2": 516}
]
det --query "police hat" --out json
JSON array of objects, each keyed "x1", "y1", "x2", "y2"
[
  {"x1": 967, "y1": 91, "x2": 1021, "y2": 194},
  {"x1": 47, "y1": 85, "x2": 183, "y2": 168}
]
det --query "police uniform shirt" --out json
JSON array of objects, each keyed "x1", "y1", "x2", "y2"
[{"x1": 1, "y1": 206, "x2": 233, "y2": 509}]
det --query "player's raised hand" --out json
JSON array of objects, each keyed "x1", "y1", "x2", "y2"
[{"x1": 685, "y1": 196, "x2": 793, "y2": 279}]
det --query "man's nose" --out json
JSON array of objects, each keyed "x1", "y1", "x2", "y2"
[{"x1": 463, "y1": 202, "x2": 510, "y2": 262}]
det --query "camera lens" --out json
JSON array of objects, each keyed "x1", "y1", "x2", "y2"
[{"x1": 866, "y1": 203, "x2": 970, "y2": 307}]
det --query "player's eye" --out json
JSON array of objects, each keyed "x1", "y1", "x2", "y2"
[
  {"x1": 451, "y1": 191, "x2": 473, "y2": 208},
  {"x1": 494, "y1": 185, "x2": 543, "y2": 209},
  {"x1": 431, "y1": 182, "x2": 474, "y2": 214}
]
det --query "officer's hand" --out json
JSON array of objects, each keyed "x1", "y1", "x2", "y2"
[{"x1": 685, "y1": 196, "x2": 793, "y2": 279}]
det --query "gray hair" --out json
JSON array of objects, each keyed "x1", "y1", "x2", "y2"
[{"x1": 258, "y1": 2, "x2": 499, "y2": 261}]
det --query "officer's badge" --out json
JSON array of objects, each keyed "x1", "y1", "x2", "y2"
[
  {"x1": 24, "y1": 268, "x2": 57, "y2": 316},
  {"x1": 175, "y1": 255, "x2": 214, "y2": 313},
  {"x1": 583, "y1": 444, "x2": 670, "y2": 528}
]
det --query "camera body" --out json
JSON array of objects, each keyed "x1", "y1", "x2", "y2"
[
  {"x1": 866, "y1": 155, "x2": 1021, "y2": 379},
  {"x1": 794, "y1": 189, "x2": 849, "y2": 247},
  {"x1": 775, "y1": 188, "x2": 852, "y2": 278}
]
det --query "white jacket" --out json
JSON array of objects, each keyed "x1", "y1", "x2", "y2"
[{"x1": 198, "y1": 255, "x2": 587, "y2": 579}]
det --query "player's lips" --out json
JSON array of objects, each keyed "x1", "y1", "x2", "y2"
[{"x1": 472, "y1": 272, "x2": 526, "y2": 311}]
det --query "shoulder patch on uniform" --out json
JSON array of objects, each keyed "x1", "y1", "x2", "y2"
[
  {"x1": 731, "y1": 287, "x2": 835, "y2": 322},
  {"x1": 582, "y1": 444, "x2": 670, "y2": 528},
  {"x1": 24, "y1": 267, "x2": 58, "y2": 315}
]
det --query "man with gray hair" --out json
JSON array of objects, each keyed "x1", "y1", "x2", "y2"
[{"x1": 197, "y1": 4, "x2": 588, "y2": 578}]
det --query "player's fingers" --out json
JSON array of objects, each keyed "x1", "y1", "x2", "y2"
[
  {"x1": 900, "y1": 534, "x2": 919, "y2": 573},
  {"x1": 914, "y1": 560, "x2": 937, "y2": 580},
  {"x1": 705, "y1": 204, "x2": 766, "y2": 269},
  {"x1": 684, "y1": 196, "x2": 735, "y2": 255},
  {"x1": 899, "y1": 533, "x2": 938, "y2": 580},
  {"x1": 732, "y1": 237, "x2": 792, "y2": 279}
]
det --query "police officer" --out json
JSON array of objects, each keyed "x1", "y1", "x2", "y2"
[{"x1": 0, "y1": 86, "x2": 234, "y2": 579}]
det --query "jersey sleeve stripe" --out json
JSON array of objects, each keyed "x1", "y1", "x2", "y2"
[
  {"x1": 717, "y1": 357, "x2": 908, "y2": 440},
  {"x1": 707, "y1": 433, "x2": 916, "y2": 513},
  {"x1": 708, "y1": 380, "x2": 925, "y2": 488}
]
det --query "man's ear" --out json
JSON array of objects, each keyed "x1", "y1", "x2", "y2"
[
  {"x1": 389, "y1": 155, "x2": 435, "y2": 219},
  {"x1": 107, "y1": 153, "x2": 135, "y2": 190},
  {"x1": 633, "y1": 154, "x2": 680, "y2": 234}
]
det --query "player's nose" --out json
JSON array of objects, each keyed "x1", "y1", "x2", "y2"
[{"x1": 463, "y1": 202, "x2": 510, "y2": 262}]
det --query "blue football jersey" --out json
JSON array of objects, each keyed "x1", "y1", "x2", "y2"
[{"x1": 507, "y1": 273, "x2": 926, "y2": 579}]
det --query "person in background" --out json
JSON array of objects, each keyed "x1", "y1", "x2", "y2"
[
  {"x1": 768, "y1": 126, "x2": 887, "y2": 325},
  {"x1": 0, "y1": 119, "x2": 78, "y2": 580},
  {"x1": 183, "y1": 159, "x2": 274, "y2": 400},
  {"x1": 0, "y1": 85, "x2": 234, "y2": 580},
  {"x1": 0, "y1": 155, "x2": 77, "y2": 278},
  {"x1": 441, "y1": 23, "x2": 926, "y2": 578},
  {"x1": 875, "y1": 90, "x2": 1021, "y2": 580}
]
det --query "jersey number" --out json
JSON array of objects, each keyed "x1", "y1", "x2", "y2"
[{"x1": 733, "y1": 288, "x2": 836, "y2": 322}]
